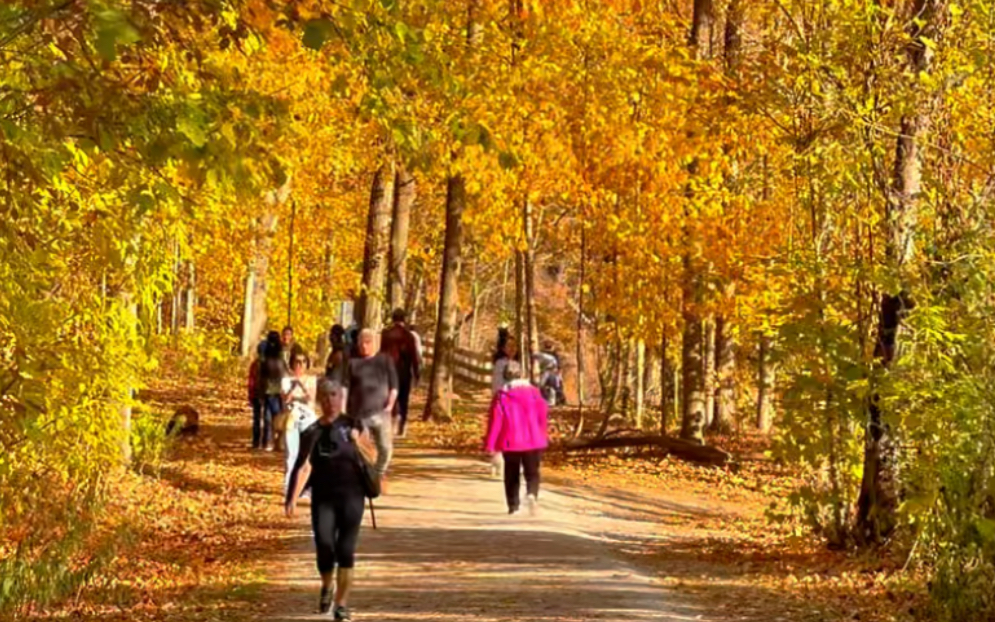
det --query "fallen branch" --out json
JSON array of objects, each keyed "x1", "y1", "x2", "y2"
[{"x1": 562, "y1": 434, "x2": 732, "y2": 467}]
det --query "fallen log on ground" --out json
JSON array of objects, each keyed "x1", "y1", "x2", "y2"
[{"x1": 562, "y1": 434, "x2": 732, "y2": 467}]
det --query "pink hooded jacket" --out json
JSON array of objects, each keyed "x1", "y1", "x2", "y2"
[{"x1": 484, "y1": 382, "x2": 549, "y2": 453}]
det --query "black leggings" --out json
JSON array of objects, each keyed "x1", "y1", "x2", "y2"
[
  {"x1": 310, "y1": 494, "x2": 365, "y2": 573},
  {"x1": 503, "y1": 450, "x2": 542, "y2": 511}
]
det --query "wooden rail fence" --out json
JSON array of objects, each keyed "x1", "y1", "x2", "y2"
[{"x1": 422, "y1": 339, "x2": 493, "y2": 391}]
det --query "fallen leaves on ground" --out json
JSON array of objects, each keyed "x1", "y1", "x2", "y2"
[
  {"x1": 31, "y1": 362, "x2": 290, "y2": 622},
  {"x1": 415, "y1": 395, "x2": 925, "y2": 622}
]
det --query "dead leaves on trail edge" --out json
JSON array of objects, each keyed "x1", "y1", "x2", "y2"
[
  {"x1": 33, "y1": 370, "x2": 291, "y2": 622},
  {"x1": 40, "y1": 380, "x2": 921, "y2": 622},
  {"x1": 417, "y1": 401, "x2": 923, "y2": 622}
]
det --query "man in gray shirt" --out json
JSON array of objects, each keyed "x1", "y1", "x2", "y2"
[{"x1": 346, "y1": 329, "x2": 398, "y2": 478}]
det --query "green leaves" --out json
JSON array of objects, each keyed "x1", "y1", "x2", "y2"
[
  {"x1": 93, "y1": 8, "x2": 140, "y2": 62},
  {"x1": 302, "y1": 19, "x2": 335, "y2": 51}
]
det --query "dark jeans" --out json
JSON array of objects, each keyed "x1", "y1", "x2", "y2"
[
  {"x1": 503, "y1": 450, "x2": 542, "y2": 511},
  {"x1": 251, "y1": 398, "x2": 263, "y2": 448},
  {"x1": 257, "y1": 395, "x2": 280, "y2": 448},
  {"x1": 394, "y1": 379, "x2": 412, "y2": 436}
]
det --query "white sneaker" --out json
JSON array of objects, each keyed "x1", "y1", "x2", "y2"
[{"x1": 526, "y1": 494, "x2": 539, "y2": 516}]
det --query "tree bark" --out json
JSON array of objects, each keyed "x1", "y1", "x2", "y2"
[
  {"x1": 855, "y1": 0, "x2": 943, "y2": 544},
  {"x1": 388, "y1": 165, "x2": 415, "y2": 314},
  {"x1": 635, "y1": 339, "x2": 646, "y2": 428},
  {"x1": 703, "y1": 318, "x2": 716, "y2": 428},
  {"x1": 565, "y1": 434, "x2": 731, "y2": 467},
  {"x1": 712, "y1": 314, "x2": 735, "y2": 433},
  {"x1": 239, "y1": 268, "x2": 255, "y2": 356},
  {"x1": 184, "y1": 261, "x2": 195, "y2": 331},
  {"x1": 424, "y1": 174, "x2": 466, "y2": 422},
  {"x1": 249, "y1": 213, "x2": 277, "y2": 345},
  {"x1": 660, "y1": 333, "x2": 674, "y2": 434},
  {"x1": 406, "y1": 264, "x2": 425, "y2": 325},
  {"x1": 573, "y1": 226, "x2": 587, "y2": 438},
  {"x1": 357, "y1": 163, "x2": 394, "y2": 331},
  {"x1": 514, "y1": 249, "x2": 526, "y2": 359},
  {"x1": 756, "y1": 333, "x2": 774, "y2": 432},
  {"x1": 679, "y1": 0, "x2": 714, "y2": 445},
  {"x1": 523, "y1": 201, "x2": 539, "y2": 380}
]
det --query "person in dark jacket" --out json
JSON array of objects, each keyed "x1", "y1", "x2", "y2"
[{"x1": 379, "y1": 309, "x2": 420, "y2": 438}]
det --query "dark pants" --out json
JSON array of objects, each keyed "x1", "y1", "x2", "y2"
[
  {"x1": 394, "y1": 379, "x2": 412, "y2": 436},
  {"x1": 251, "y1": 398, "x2": 264, "y2": 448},
  {"x1": 311, "y1": 493, "x2": 365, "y2": 573},
  {"x1": 503, "y1": 450, "x2": 542, "y2": 511},
  {"x1": 259, "y1": 395, "x2": 280, "y2": 448}
]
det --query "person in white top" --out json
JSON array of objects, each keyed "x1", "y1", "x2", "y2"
[
  {"x1": 488, "y1": 335, "x2": 518, "y2": 478},
  {"x1": 281, "y1": 346, "x2": 318, "y2": 494}
]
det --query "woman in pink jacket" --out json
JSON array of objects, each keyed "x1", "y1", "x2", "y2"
[{"x1": 484, "y1": 361, "x2": 549, "y2": 515}]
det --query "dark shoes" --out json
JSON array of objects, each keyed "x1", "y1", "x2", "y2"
[
  {"x1": 319, "y1": 588, "x2": 333, "y2": 615},
  {"x1": 334, "y1": 605, "x2": 352, "y2": 621}
]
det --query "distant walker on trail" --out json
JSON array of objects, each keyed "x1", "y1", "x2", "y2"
[
  {"x1": 345, "y1": 328, "x2": 398, "y2": 481},
  {"x1": 484, "y1": 360, "x2": 550, "y2": 515},
  {"x1": 286, "y1": 379, "x2": 376, "y2": 621},
  {"x1": 379, "y1": 308, "x2": 421, "y2": 438}
]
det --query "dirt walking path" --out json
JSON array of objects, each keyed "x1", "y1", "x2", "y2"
[{"x1": 261, "y1": 440, "x2": 728, "y2": 622}]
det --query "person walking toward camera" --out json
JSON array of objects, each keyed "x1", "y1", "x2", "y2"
[
  {"x1": 484, "y1": 360, "x2": 549, "y2": 515},
  {"x1": 286, "y1": 379, "x2": 375, "y2": 621},
  {"x1": 346, "y1": 328, "x2": 398, "y2": 480}
]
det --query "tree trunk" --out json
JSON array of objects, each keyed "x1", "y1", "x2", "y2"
[
  {"x1": 679, "y1": 0, "x2": 714, "y2": 445},
  {"x1": 523, "y1": 201, "x2": 539, "y2": 380},
  {"x1": 573, "y1": 226, "x2": 587, "y2": 437},
  {"x1": 357, "y1": 163, "x2": 394, "y2": 331},
  {"x1": 712, "y1": 314, "x2": 735, "y2": 433},
  {"x1": 424, "y1": 174, "x2": 466, "y2": 422},
  {"x1": 703, "y1": 318, "x2": 716, "y2": 428},
  {"x1": 660, "y1": 333, "x2": 673, "y2": 434},
  {"x1": 240, "y1": 267, "x2": 255, "y2": 356},
  {"x1": 389, "y1": 165, "x2": 415, "y2": 314},
  {"x1": 514, "y1": 250, "x2": 526, "y2": 360},
  {"x1": 855, "y1": 0, "x2": 943, "y2": 545},
  {"x1": 406, "y1": 265, "x2": 425, "y2": 325},
  {"x1": 184, "y1": 261, "x2": 195, "y2": 331},
  {"x1": 635, "y1": 339, "x2": 646, "y2": 428},
  {"x1": 756, "y1": 333, "x2": 774, "y2": 432},
  {"x1": 249, "y1": 214, "x2": 277, "y2": 345}
]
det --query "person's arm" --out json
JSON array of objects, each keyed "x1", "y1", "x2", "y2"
[
  {"x1": 384, "y1": 357, "x2": 399, "y2": 412},
  {"x1": 247, "y1": 361, "x2": 259, "y2": 403},
  {"x1": 351, "y1": 427, "x2": 377, "y2": 465},
  {"x1": 483, "y1": 394, "x2": 505, "y2": 454},
  {"x1": 408, "y1": 333, "x2": 421, "y2": 382},
  {"x1": 285, "y1": 426, "x2": 318, "y2": 515},
  {"x1": 280, "y1": 377, "x2": 297, "y2": 404}
]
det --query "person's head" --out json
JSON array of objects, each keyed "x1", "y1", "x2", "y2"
[
  {"x1": 329, "y1": 324, "x2": 345, "y2": 347},
  {"x1": 543, "y1": 340, "x2": 555, "y2": 352},
  {"x1": 281, "y1": 326, "x2": 294, "y2": 346},
  {"x1": 290, "y1": 344, "x2": 309, "y2": 374},
  {"x1": 505, "y1": 338, "x2": 519, "y2": 358},
  {"x1": 391, "y1": 308, "x2": 407, "y2": 324},
  {"x1": 357, "y1": 328, "x2": 376, "y2": 357},
  {"x1": 265, "y1": 331, "x2": 281, "y2": 358},
  {"x1": 503, "y1": 360, "x2": 524, "y2": 383},
  {"x1": 316, "y1": 378, "x2": 344, "y2": 420}
]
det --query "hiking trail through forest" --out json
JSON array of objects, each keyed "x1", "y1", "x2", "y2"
[{"x1": 127, "y1": 373, "x2": 833, "y2": 622}]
